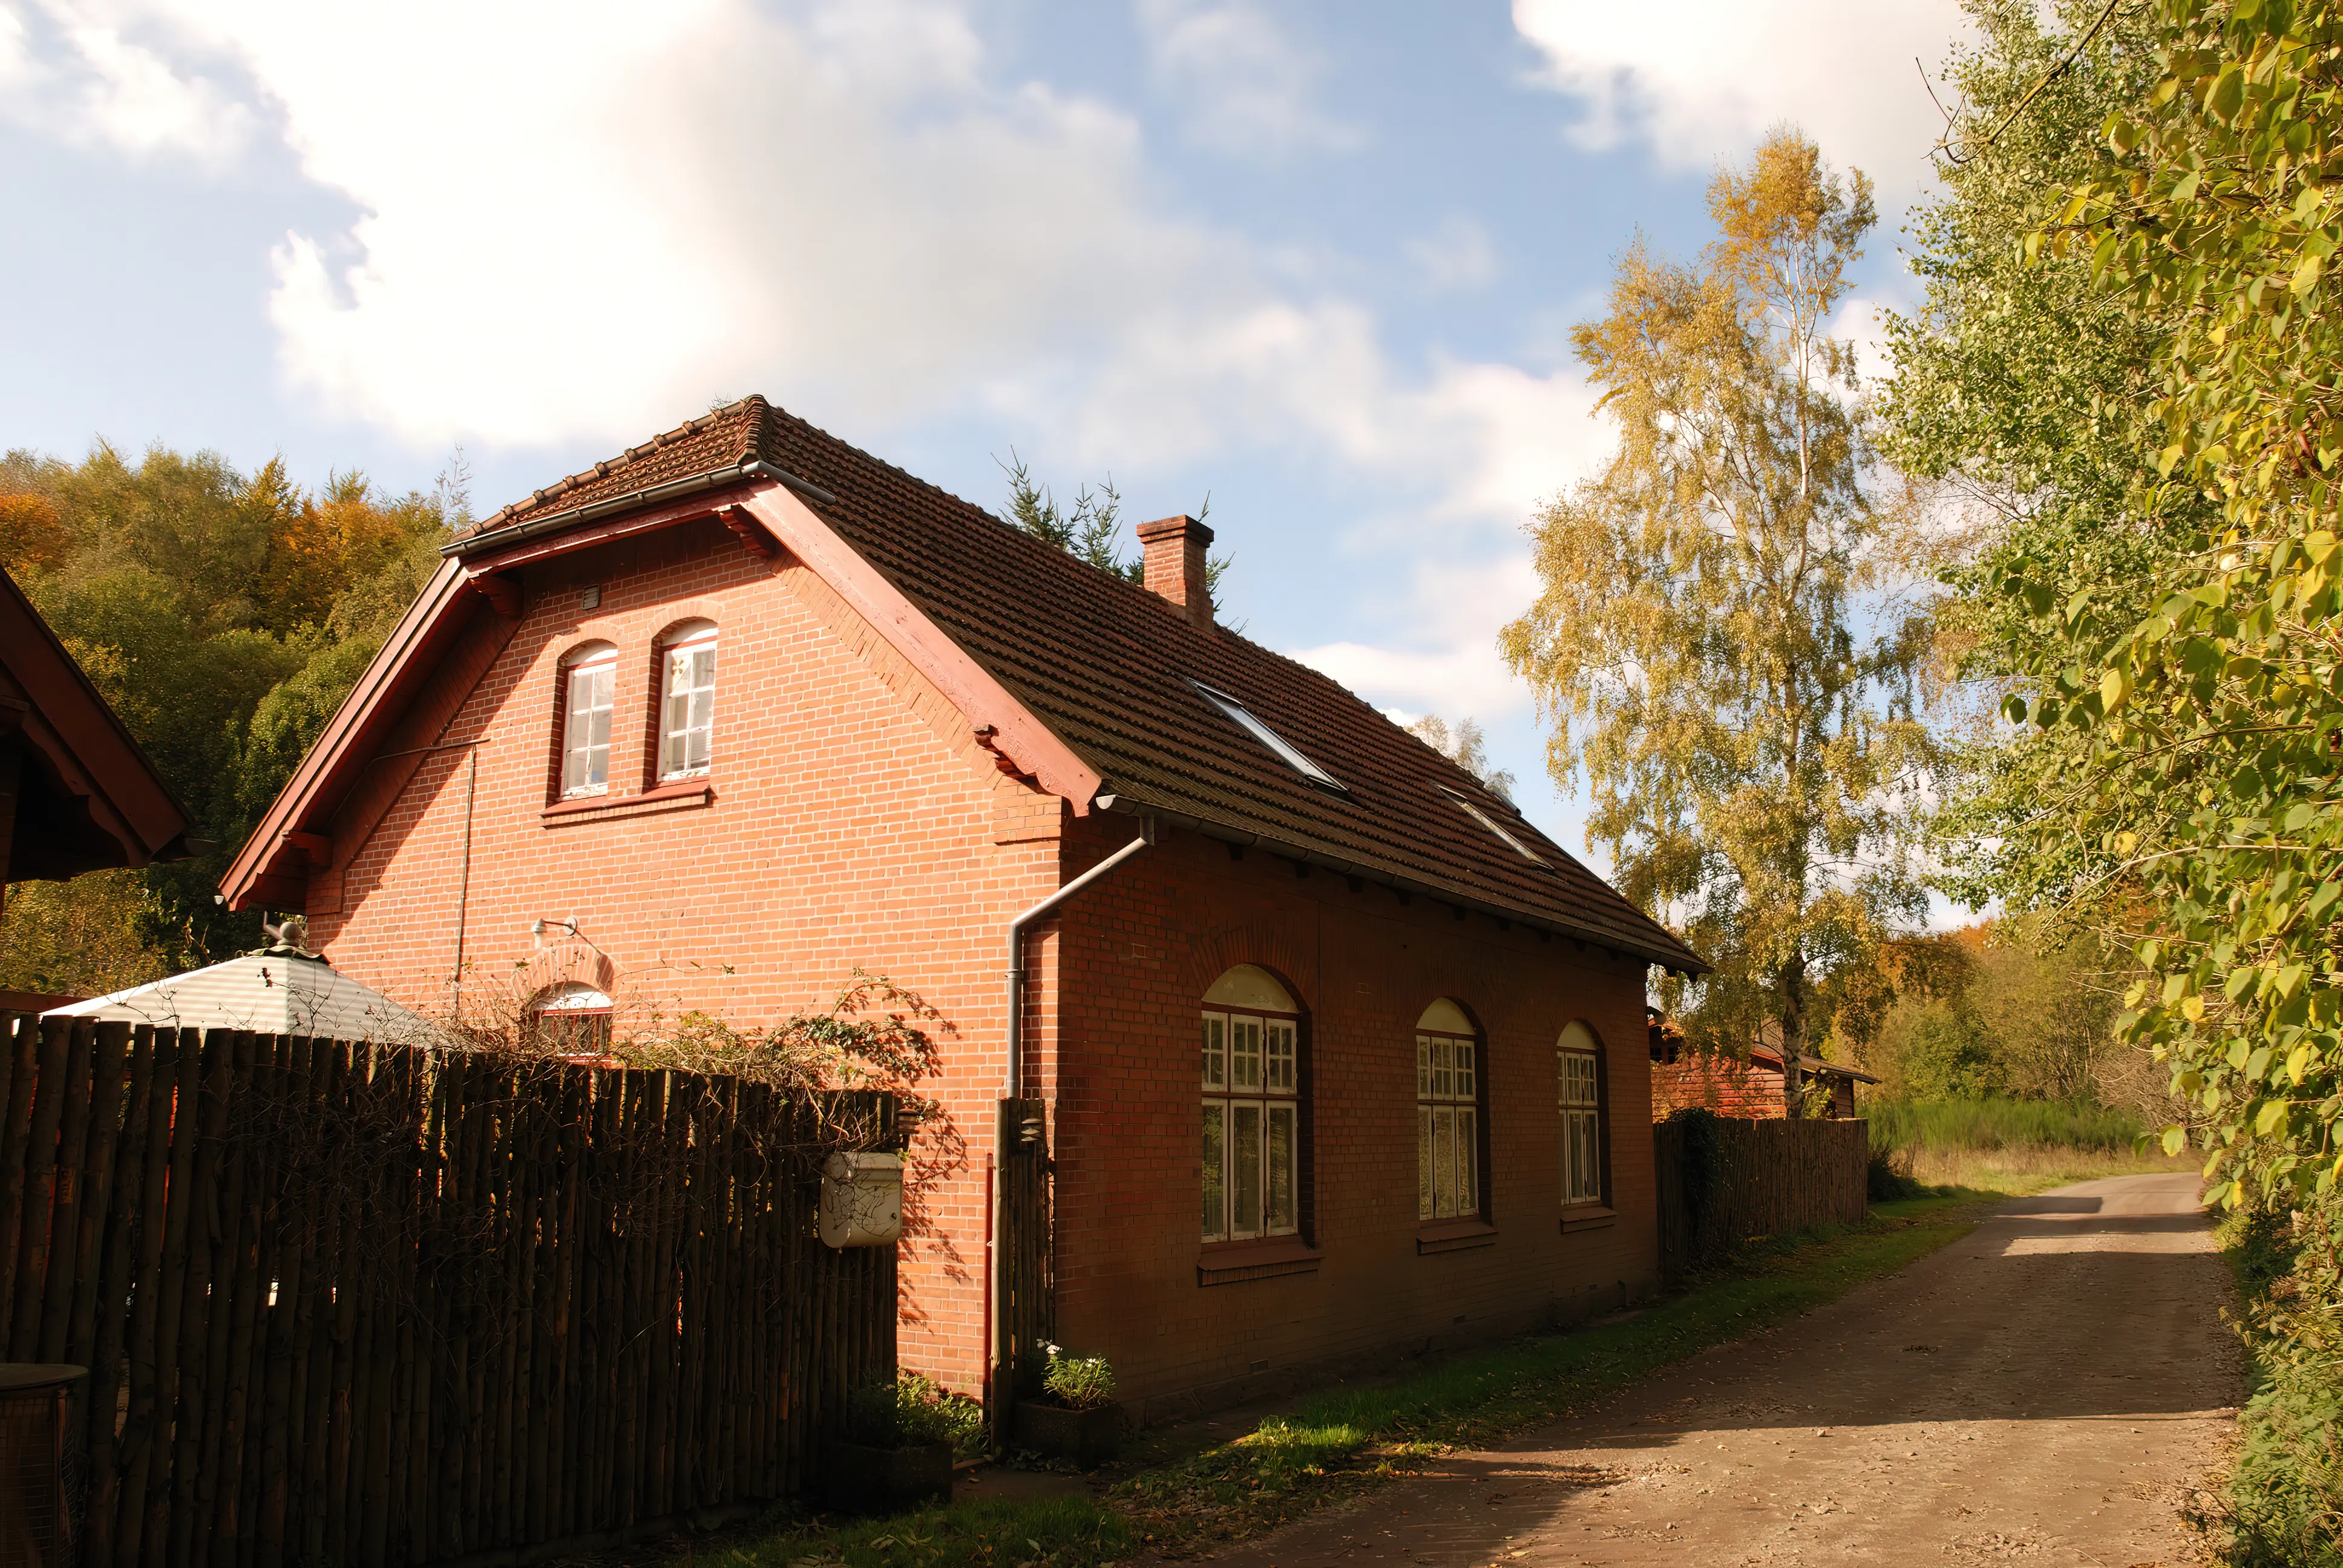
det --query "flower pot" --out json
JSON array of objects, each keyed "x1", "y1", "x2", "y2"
[
  {"x1": 1012, "y1": 1399, "x2": 1124, "y2": 1467},
  {"x1": 822, "y1": 1437, "x2": 954, "y2": 1514}
]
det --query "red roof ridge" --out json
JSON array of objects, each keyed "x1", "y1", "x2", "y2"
[
  {"x1": 473, "y1": 396, "x2": 770, "y2": 533},
  {"x1": 403, "y1": 396, "x2": 1702, "y2": 972}
]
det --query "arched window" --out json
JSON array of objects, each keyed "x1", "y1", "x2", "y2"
[
  {"x1": 559, "y1": 641, "x2": 618, "y2": 797},
  {"x1": 658, "y1": 620, "x2": 718, "y2": 780},
  {"x1": 1558, "y1": 1021, "x2": 1605, "y2": 1207},
  {"x1": 1416, "y1": 999, "x2": 1485, "y2": 1222},
  {"x1": 1201, "y1": 965, "x2": 1301, "y2": 1243},
  {"x1": 531, "y1": 982, "x2": 612, "y2": 1056}
]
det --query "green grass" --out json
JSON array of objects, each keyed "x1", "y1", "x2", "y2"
[
  {"x1": 720, "y1": 1495, "x2": 1139, "y2": 1568},
  {"x1": 1866, "y1": 1096, "x2": 2150, "y2": 1154},
  {"x1": 1866, "y1": 1097, "x2": 2195, "y2": 1198},
  {"x1": 693, "y1": 1196, "x2": 1976, "y2": 1568}
]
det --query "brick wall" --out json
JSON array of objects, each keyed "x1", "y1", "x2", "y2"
[
  {"x1": 1653, "y1": 1054, "x2": 1789, "y2": 1120},
  {"x1": 1040, "y1": 816, "x2": 1657, "y2": 1418},
  {"x1": 306, "y1": 519, "x2": 1063, "y2": 1391},
  {"x1": 297, "y1": 517, "x2": 1661, "y2": 1413}
]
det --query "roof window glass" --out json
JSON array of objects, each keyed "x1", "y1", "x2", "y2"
[
  {"x1": 1443, "y1": 787, "x2": 1549, "y2": 867},
  {"x1": 1193, "y1": 682, "x2": 1345, "y2": 792}
]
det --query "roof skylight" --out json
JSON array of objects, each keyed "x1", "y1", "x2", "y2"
[
  {"x1": 1442, "y1": 787, "x2": 1548, "y2": 867},
  {"x1": 1193, "y1": 682, "x2": 1346, "y2": 792}
]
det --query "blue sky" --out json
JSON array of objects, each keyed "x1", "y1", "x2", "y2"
[{"x1": 0, "y1": 0, "x2": 1971, "y2": 874}]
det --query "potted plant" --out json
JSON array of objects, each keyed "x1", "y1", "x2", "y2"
[
  {"x1": 1011, "y1": 1344, "x2": 1124, "y2": 1466},
  {"x1": 823, "y1": 1374, "x2": 957, "y2": 1513}
]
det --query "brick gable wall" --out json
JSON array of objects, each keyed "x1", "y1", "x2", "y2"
[
  {"x1": 302, "y1": 518, "x2": 1660, "y2": 1410},
  {"x1": 307, "y1": 518, "x2": 1063, "y2": 1389}
]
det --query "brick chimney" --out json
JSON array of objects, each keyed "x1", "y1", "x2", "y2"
[{"x1": 1135, "y1": 514, "x2": 1214, "y2": 627}]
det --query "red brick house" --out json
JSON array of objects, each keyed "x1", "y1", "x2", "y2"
[
  {"x1": 1648, "y1": 1013, "x2": 1877, "y2": 1120},
  {"x1": 223, "y1": 397, "x2": 1704, "y2": 1420}
]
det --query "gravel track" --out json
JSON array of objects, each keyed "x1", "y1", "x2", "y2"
[{"x1": 1210, "y1": 1174, "x2": 2238, "y2": 1567}]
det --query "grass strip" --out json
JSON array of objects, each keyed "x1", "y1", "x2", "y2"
[{"x1": 707, "y1": 1196, "x2": 1974, "y2": 1568}]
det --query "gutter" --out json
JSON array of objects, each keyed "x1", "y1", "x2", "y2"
[
  {"x1": 443, "y1": 460, "x2": 837, "y2": 561},
  {"x1": 991, "y1": 816, "x2": 1155, "y2": 1446},
  {"x1": 1090, "y1": 794, "x2": 1703, "y2": 978}
]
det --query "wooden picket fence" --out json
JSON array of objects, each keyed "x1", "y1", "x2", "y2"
[
  {"x1": 1652, "y1": 1114, "x2": 1870, "y2": 1279},
  {"x1": 0, "y1": 1013, "x2": 898, "y2": 1567}
]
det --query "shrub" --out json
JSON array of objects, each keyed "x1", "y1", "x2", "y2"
[
  {"x1": 1039, "y1": 1344, "x2": 1117, "y2": 1411},
  {"x1": 844, "y1": 1372, "x2": 988, "y2": 1456},
  {"x1": 844, "y1": 1377, "x2": 903, "y2": 1446},
  {"x1": 896, "y1": 1371, "x2": 988, "y2": 1458},
  {"x1": 2216, "y1": 1203, "x2": 2343, "y2": 1565},
  {"x1": 1865, "y1": 1144, "x2": 1926, "y2": 1201}
]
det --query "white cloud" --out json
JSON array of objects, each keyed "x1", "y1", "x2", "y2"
[
  {"x1": 1510, "y1": 0, "x2": 1970, "y2": 212},
  {"x1": 1135, "y1": 0, "x2": 1360, "y2": 156},
  {"x1": 1406, "y1": 214, "x2": 1496, "y2": 293},
  {"x1": 0, "y1": 1, "x2": 252, "y2": 166},
  {"x1": 1293, "y1": 554, "x2": 1544, "y2": 720},
  {"x1": 8, "y1": 0, "x2": 1633, "y2": 759}
]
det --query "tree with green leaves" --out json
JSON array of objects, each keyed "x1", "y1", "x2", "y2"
[
  {"x1": 999, "y1": 452, "x2": 1141, "y2": 581},
  {"x1": 998, "y1": 451, "x2": 1231, "y2": 613},
  {"x1": 0, "y1": 442, "x2": 458, "y2": 991},
  {"x1": 1501, "y1": 128, "x2": 1936, "y2": 1111},
  {"x1": 1978, "y1": 0, "x2": 2343, "y2": 1209},
  {"x1": 1883, "y1": 0, "x2": 2200, "y2": 920}
]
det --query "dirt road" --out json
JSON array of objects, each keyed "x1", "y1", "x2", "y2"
[{"x1": 1211, "y1": 1174, "x2": 2238, "y2": 1567}]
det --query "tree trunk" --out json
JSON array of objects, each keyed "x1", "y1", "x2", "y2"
[{"x1": 1777, "y1": 958, "x2": 1807, "y2": 1119}]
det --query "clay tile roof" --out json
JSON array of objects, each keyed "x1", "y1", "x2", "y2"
[{"x1": 481, "y1": 397, "x2": 1703, "y2": 970}]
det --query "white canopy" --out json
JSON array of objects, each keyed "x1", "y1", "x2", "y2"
[{"x1": 46, "y1": 952, "x2": 444, "y2": 1044}]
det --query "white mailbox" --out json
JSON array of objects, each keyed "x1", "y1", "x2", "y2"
[{"x1": 819, "y1": 1151, "x2": 903, "y2": 1248}]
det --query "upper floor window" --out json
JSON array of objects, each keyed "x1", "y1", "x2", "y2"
[
  {"x1": 560, "y1": 642, "x2": 617, "y2": 797},
  {"x1": 659, "y1": 621, "x2": 718, "y2": 779},
  {"x1": 1416, "y1": 999, "x2": 1485, "y2": 1222},
  {"x1": 1558, "y1": 1021, "x2": 1605, "y2": 1207},
  {"x1": 1201, "y1": 964, "x2": 1303, "y2": 1244}
]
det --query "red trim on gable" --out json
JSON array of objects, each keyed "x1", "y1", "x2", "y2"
[
  {"x1": 221, "y1": 560, "x2": 487, "y2": 910},
  {"x1": 0, "y1": 567, "x2": 191, "y2": 882},
  {"x1": 221, "y1": 479, "x2": 1105, "y2": 910},
  {"x1": 738, "y1": 486, "x2": 1104, "y2": 814}
]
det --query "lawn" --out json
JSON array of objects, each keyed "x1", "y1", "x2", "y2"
[{"x1": 691, "y1": 1194, "x2": 1978, "y2": 1568}]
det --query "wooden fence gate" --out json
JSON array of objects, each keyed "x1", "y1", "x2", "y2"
[
  {"x1": 0, "y1": 1013, "x2": 899, "y2": 1567},
  {"x1": 995, "y1": 1097, "x2": 1053, "y2": 1405},
  {"x1": 1652, "y1": 1114, "x2": 1870, "y2": 1279}
]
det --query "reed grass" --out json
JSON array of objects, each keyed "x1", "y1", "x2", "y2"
[{"x1": 1866, "y1": 1095, "x2": 2194, "y2": 1196}]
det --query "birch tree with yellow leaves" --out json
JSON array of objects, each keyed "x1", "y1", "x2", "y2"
[{"x1": 1501, "y1": 129, "x2": 1937, "y2": 1109}]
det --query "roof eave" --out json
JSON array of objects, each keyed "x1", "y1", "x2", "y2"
[
  {"x1": 220, "y1": 557, "x2": 471, "y2": 907},
  {"x1": 1092, "y1": 794, "x2": 1708, "y2": 977}
]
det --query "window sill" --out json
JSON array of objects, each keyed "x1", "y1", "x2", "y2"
[
  {"x1": 1415, "y1": 1218, "x2": 1499, "y2": 1255},
  {"x1": 1196, "y1": 1238, "x2": 1320, "y2": 1286},
  {"x1": 542, "y1": 780, "x2": 715, "y2": 826},
  {"x1": 1560, "y1": 1205, "x2": 1618, "y2": 1233}
]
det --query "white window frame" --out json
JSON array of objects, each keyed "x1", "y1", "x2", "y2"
[
  {"x1": 1192, "y1": 681, "x2": 1346, "y2": 792},
  {"x1": 1441, "y1": 786, "x2": 1549, "y2": 867},
  {"x1": 1417, "y1": 1025, "x2": 1483, "y2": 1221},
  {"x1": 658, "y1": 622, "x2": 719, "y2": 781},
  {"x1": 1202, "y1": 1005, "x2": 1301, "y2": 1243},
  {"x1": 560, "y1": 644, "x2": 617, "y2": 798},
  {"x1": 1559, "y1": 1040, "x2": 1604, "y2": 1207},
  {"x1": 532, "y1": 982, "x2": 613, "y2": 1056}
]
